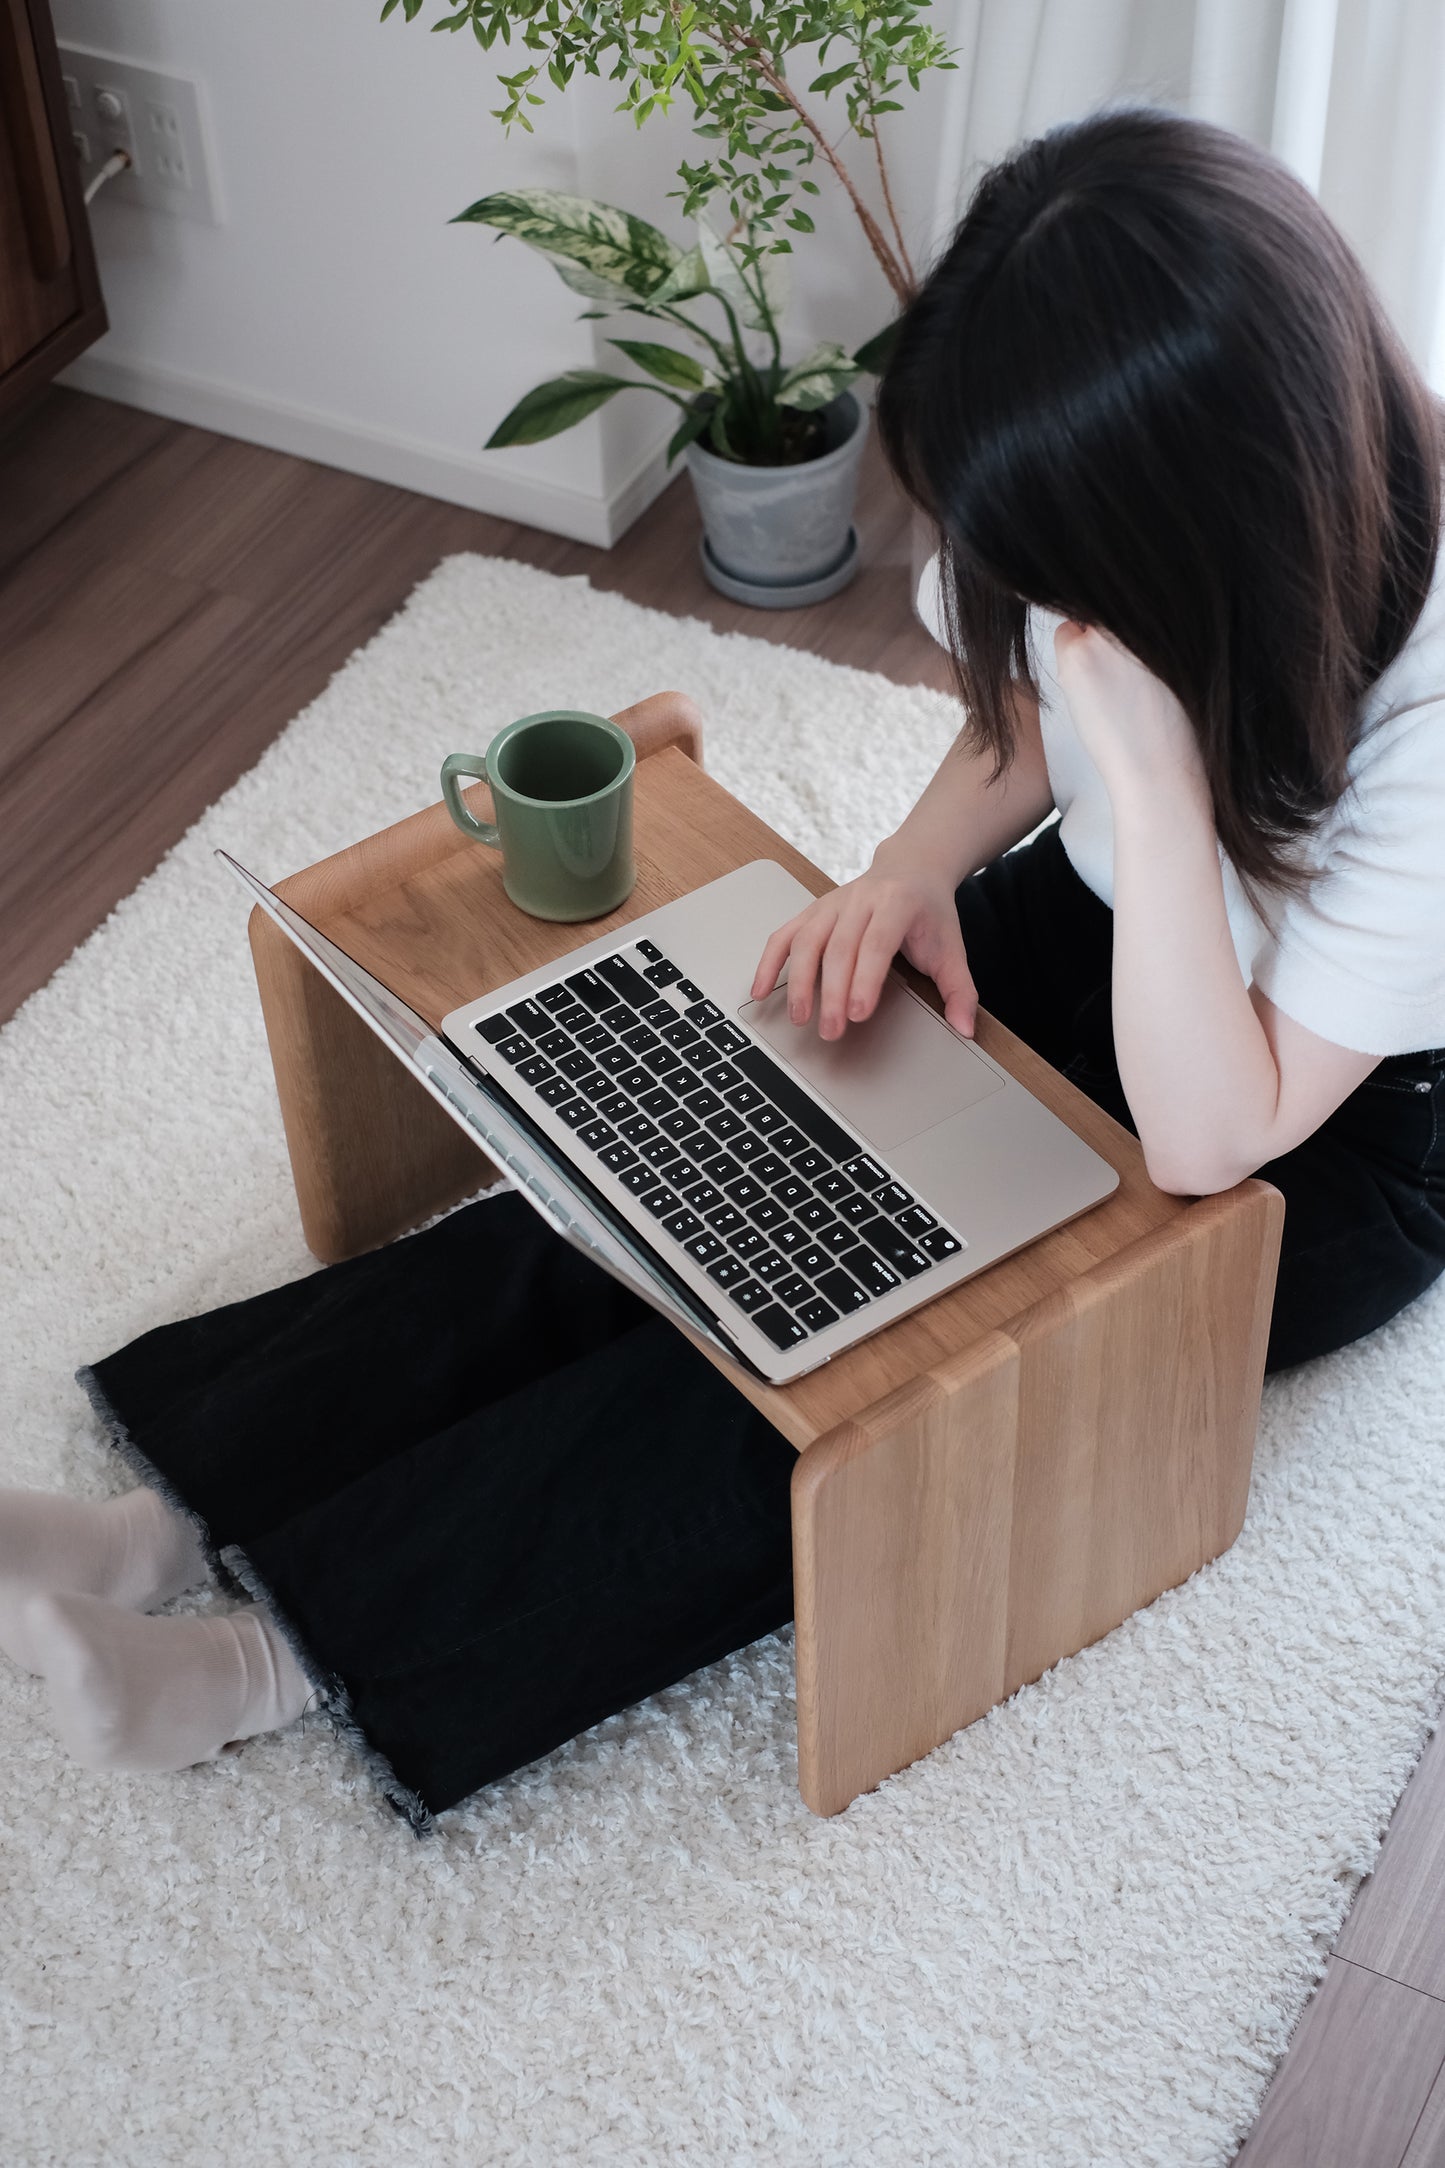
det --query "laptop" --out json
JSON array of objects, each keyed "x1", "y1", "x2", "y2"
[{"x1": 221, "y1": 852, "x2": 1119, "y2": 1386}]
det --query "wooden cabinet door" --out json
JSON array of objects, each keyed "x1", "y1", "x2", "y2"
[{"x1": 0, "y1": 0, "x2": 106, "y2": 417}]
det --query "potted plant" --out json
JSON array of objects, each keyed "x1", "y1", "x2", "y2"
[{"x1": 380, "y1": 0, "x2": 953, "y2": 606}]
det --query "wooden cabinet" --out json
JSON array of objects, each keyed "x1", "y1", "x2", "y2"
[{"x1": 0, "y1": 0, "x2": 105, "y2": 422}]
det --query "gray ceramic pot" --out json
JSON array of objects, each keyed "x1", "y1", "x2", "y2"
[{"x1": 686, "y1": 391, "x2": 867, "y2": 606}]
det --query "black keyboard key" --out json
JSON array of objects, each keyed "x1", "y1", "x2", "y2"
[
  {"x1": 620, "y1": 1163, "x2": 657, "y2": 1195},
  {"x1": 670, "y1": 1126, "x2": 712, "y2": 1159},
  {"x1": 556, "y1": 1048, "x2": 592, "y2": 1080},
  {"x1": 622, "y1": 1024, "x2": 660, "y2": 1055},
  {"x1": 597, "y1": 1004, "x2": 635, "y2": 1035},
  {"x1": 771, "y1": 1224, "x2": 809, "y2": 1256},
  {"x1": 794, "y1": 1244, "x2": 833, "y2": 1279},
  {"x1": 753, "y1": 1249, "x2": 790, "y2": 1283},
  {"x1": 595, "y1": 953, "x2": 654, "y2": 1008},
  {"x1": 817, "y1": 1266, "x2": 870, "y2": 1314},
  {"x1": 920, "y1": 1227, "x2": 964, "y2": 1262},
  {"x1": 727, "y1": 1175, "x2": 766, "y2": 1210},
  {"x1": 709, "y1": 1021, "x2": 748, "y2": 1054},
  {"x1": 596, "y1": 1044, "x2": 635, "y2": 1077},
  {"x1": 688, "y1": 1040, "x2": 725, "y2": 1072},
  {"x1": 708, "y1": 1255, "x2": 748, "y2": 1290},
  {"x1": 836, "y1": 1192, "x2": 875, "y2": 1226},
  {"x1": 727, "y1": 1278, "x2": 770, "y2": 1315},
  {"x1": 618, "y1": 1066, "x2": 654, "y2": 1096},
  {"x1": 731, "y1": 1132, "x2": 767, "y2": 1164},
  {"x1": 677, "y1": 979, "x2": 705, "y2": 1003},
  {"x1": 705, "y1": 1109, "x2": 746, "y2": 1141},
  {"x1": 638, "y1": 1087, "x2": 678, "y2": 1119},
  {"x1": 598, "y1": 1142, "x2": 638, "y2": 1175},
  {"x1": 681, "y1": 1181, "x2": 724, "y2": 1214},
  {"x1": 573, "y1": 1070, "x2": 610, "y2": 1100},
  {"x1": 564, "y1": 969, "x2": 613, "y2": 1013},
  {"x1": 753, "y1": 1304, "x2": 807, "y2": 1351},
  {"x1": 772, "y1": 1176, "x2": 810, "y2": 1211},
  {"x1": 857, "y1": 1215, "x2": 930, "y2": 1279},
  {"x1": 536, "y1": 983, "x2": 573, "y2": 1013},
  {"x1": 474, "y1": 1012, "x2": 513, "y2": 1045},
  {"x1": 797, "y1": 1297, "x2": 841, "y2": 1334},
  {"x1": 725, "y1": 1083, "x2": 766, "y2": 1115},
  {"x1": 733, "y1": 1045, "x2": 856, "y2": 1160},
  {"x1": 663, "y1": 1208, "x2": 704, "y2": 1243},
  {"x1": 641, "y1": 999, "x2": 676, "y2": 1029},
  {"x1": 683, "y1": 1087, "x2": 725, "y2": 1121},
  {"x1": 636, "y1": 939, "x2": 663, "y2": 962},
  {"x1": 660, "y1": 1106, "x2": 698, "y2": 1140},
  {"x1": 874, "y1": 1182, "x2": 915, "y2": 1216},
  {"x1": 684, "y1": 1232, "x2": 726, "y2": 1266},
  {"x1": 895, "y1": 1204, "x2": 939, "y2": 1236},
  {"x1": 775, "y1": 1273, "x2": 812, "y2": 1308},
  {"x1": 576, "y1": 1022, "x2": 614, "y2": 1054},
  {"x1": 645, "y1": 959, "x2": 683, "y2": 988},
  {"x1": 792, "y1": 1148, "x2": 831, "y2": 1183},
  {"x1": 684, "y1": 998, "x2": 723, "y2": 1029},
  {"x1": 819, "y1": 1221, "x2": 856, "y2": 1254},
  {"x1": 619, "y1": 1114, "x2": 656, "y2": 1145},
  {"x1": 641, "y1": 1186, "x2": 681, "y2": 1220},
  {"x1": 496, "y1": 1033, "x2": 533, "y2": 1064},
  {"x1": 796, "y1": 1198, "x2": 833, "y2": 1233},
  {"x1": 752, "y1": 1106, "x2": 786, "y2": 1136},
  {"x1": 706, "y1": 1205, "x2": 746, "y2": 1237},
  {"x1": 771, "y1": 1126, "x2": 811, "y2": 1160},
  {"x1": 557, "y1": 1098, "x2": 592, "y2": 1129},
  {"x1": 507, "y1": 998, "x2": 549, "y2": 1037},
  {"x1": 555, "y1": 1003, "x2": 593, "y2": 1035},
  {"x1": 595, "y1": 1091, "x2": 633, "y2": 1123},
  {"x1": 536, "y1": 1028, "x2": 572, "y2": 1059},
  {"x1": 643, "y1": 1045, "x2": 686, "y2": 1078},
  {"x1": 707, "y1": 1062, "x2": 743, "y2": 1093},
  {"x1": 701, "y1": 1152, "x2": 743, "y2": 1186},
  {"x1": 749, "y1": 1196, "x2": 787, "y2": 1232},
  {"x1": 536, "y1": 1076, "x2": 573, "y2": 1107},
  {"x1": 753, "y1": 1153, "x2": 790, "y2": 1187},
  {"x1": 731, "y1": 1226, "x2": 767, "y2": 1259},
  {"x1": 577, "y1": 1119, "x2": 616, "y2": 1151},
  {"x1": 843, "y1": 1153, "x2": 889, "y2": 1192},
  {"x1": 840, "y1": 1243, "x2": 901, "y2": 1297},
  {"x1": 515, "y1": 1055, "x2": 555, "y2": 1087},
  {"x1": 641, "y1": 1136, "x2": 682, "y2": 1169},
  {"x1": 661, "y1": 1021, "x2": 703, "y2": 1052},
  {"x1": 814, "y1": 1169, "x2": 855, "y2": 1204}
]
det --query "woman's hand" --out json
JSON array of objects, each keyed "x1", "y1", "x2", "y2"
[
  {"x1": 751, "y1": 849, "x2": 979, "y2": 1041},
  {"x1": 1052, "y1": 621, "x2": 1209, "y2": 803}
]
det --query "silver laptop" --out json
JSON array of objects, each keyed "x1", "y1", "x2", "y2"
[{"x1": 222, "y1": 852, "x2": 1119, "y2": 1386}]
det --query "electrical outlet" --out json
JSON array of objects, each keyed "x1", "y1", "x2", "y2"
[{"x1": 57, "y1": 45, "x2": 220, "y2": 223}]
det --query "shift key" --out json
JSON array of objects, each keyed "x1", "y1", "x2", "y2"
[
  {"x1": 855, "y1": 1216, "x2": 930, "y2": 1279},
  {"x1": 839, "y1": 1244, "x2": 901, "y2": 1298}
]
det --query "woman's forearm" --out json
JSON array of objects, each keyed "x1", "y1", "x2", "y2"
[{"x1": 873, "y1": 689, "x2": 1057, "y2": 885}]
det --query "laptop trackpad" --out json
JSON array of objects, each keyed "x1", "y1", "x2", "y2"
[{"x1": 739, "y1": 979, "x2": 1003, "y2": 1151}]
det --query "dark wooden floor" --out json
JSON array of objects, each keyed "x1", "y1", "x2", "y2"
[{"x1": 3, "y1": 386, "x2": 1444, "y2": 2164}]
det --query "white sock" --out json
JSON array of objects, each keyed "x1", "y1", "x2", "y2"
[
  {"x1": 25, "y1": 1593, "x2": 313, "y2": 1774},
  {"x1": 0, "y1": 1487, "x2": 207, "y2": 1674}
]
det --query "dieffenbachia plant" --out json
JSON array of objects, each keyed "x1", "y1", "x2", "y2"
[{"x1": 456, "y1": 188, "x2": 889, "y2": 463}]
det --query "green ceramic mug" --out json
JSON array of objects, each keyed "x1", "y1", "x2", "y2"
[{"x1": 440, "y1": 709, "x2": 636, "y2": 923}]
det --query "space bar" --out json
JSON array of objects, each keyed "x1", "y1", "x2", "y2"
[{"x1": 734, "y1": 1043, "x2": 858, "y2": 1160}]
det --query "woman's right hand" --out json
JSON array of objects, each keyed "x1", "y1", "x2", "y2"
[{"x1": 750, "y1": 847, "x2": 979, "y2": 1043}]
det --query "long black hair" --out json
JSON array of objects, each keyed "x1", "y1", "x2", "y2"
[{"x1": 877, "y1": 106, "x2": 1442, "y2": 898}]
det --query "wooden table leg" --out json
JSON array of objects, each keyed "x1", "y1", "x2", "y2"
[{"x1": 791, "y1": 1180, "x2": 1283, "y2": 1816}]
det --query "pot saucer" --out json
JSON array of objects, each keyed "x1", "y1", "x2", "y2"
[{"x1": 699, "y1": 527, "x2": 861, "y2": 610}]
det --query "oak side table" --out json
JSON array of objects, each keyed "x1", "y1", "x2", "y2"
[{"x1": 248, "y1": 692, "x2": 1283, "y2": 1817}]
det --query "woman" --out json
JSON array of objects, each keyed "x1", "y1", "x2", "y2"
[{"x1": 7, "y1": 108, "x2": 1444, "y2": 1830}]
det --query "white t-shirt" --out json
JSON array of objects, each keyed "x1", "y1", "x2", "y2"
[{"x1": 918, "y1": 552, "x2": 1445, "y2": 1057}]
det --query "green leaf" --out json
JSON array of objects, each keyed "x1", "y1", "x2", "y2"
[
  {"x1": 648, "y1": 243, "x2": 711, "y2": 306},
  {"x1": 808, "y1": 63, "x2": 856, "y2": 94},
  {"x1": 665, "y1": 402, "x2": 713, "y2": 464},
  {"x1": 454, "y1": 188, "x2": 682, "y2": 306},
  {"x1": 697, "y1": 218, "x2": 789, "y2": 333},
  {"x1": 380, "y1": 0, "x2": 402, "y2": 20},
  {"x1": 852, "y1": 319, "x2": 900, "y2": 375},
  {"x1": 777, "y1": 341, "x2": 859, "y2": 412},
  {"x1": 608, "y1": 339, "x2": 708, "y2": 390},
  {"x1": 485, "y1": 369, "x2": 636, "y2": 448}
]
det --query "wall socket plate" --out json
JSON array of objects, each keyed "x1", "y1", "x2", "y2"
[{"x1": 58, "y1": 45, "x2": 220, "y2": 224}]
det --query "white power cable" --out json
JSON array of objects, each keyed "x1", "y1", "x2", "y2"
[{"x1": 83, "y1": 148, "x2": 131, "y2": 206}]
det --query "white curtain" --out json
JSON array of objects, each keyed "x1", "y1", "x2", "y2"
[{"x1": 920, "y1": 0, "x2": 1445, "y2": 384}]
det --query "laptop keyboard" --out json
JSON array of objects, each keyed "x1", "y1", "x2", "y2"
[{"x1": 471, "y1": 938, "x2": 965, "y2": 1355}]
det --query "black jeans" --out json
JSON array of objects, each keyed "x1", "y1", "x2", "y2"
[{"x1": 81, "y1": 820, "x2": 1445, "y2": 1828}]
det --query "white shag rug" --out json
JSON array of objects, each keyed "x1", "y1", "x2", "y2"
[{"x1": 4, "y1": 554, "x2": 1445, "y2": 2168}]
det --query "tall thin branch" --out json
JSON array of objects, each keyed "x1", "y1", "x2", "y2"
[{"x1": 862, "y1": 77, "x2": 915, "y2": 292}]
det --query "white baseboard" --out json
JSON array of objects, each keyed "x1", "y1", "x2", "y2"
[{"x1": 57, "y1": 351, "x2": 673, "y2": 549}]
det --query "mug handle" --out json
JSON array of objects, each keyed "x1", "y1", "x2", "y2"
[{"x1": 440, "y1": 753, "x2": 501, "y2": 848}]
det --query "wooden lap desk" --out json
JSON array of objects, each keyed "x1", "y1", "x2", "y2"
[{"x1": 248, "y1": 694, "x2": 1284, "y2": 1817}]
